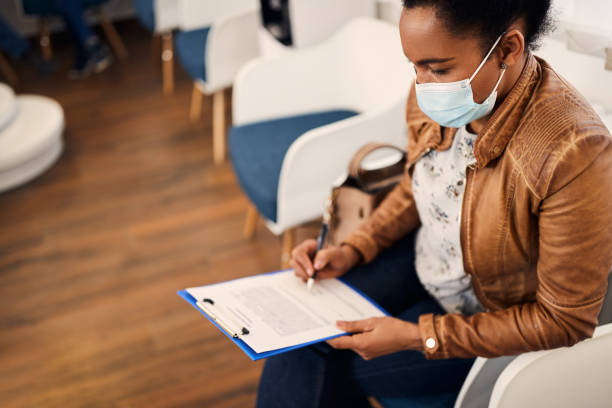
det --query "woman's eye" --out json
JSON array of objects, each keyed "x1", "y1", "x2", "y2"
[{"x1": 431, "y1": 68, "x2": 448, "y2": 75}]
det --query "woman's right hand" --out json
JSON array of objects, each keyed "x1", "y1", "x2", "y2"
[{"x1": 290, "y1": 239, "x2": 362, "y2": 282}]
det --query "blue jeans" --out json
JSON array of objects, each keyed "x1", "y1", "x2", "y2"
[
  {"x1": 51, "y1": 0, "x2": 99, "y2": 65},
  {"x1": 256, "y1": 231, "x2": 475, "y2": 408},
  {"x1": 0, "y1": 17, "x2": 30, "y2": 59}
]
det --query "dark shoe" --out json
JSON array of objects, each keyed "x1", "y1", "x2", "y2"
[
  {"x1": 91, "y1": 45, "x2": 114, "y2": 74},
  {"x1": 67, "y1": 45, "x2": 113, "y2": 80},
  {"x1": 67, "y1": 58, "x2": 93, "y2": 79}
]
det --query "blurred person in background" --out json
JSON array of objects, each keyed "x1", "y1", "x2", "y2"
[{"x1": 49, "y1": 0, "x2": 113, "y2": 78}]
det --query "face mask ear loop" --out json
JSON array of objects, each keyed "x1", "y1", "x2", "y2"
[
  {"x1": 491, "y1": 62, "x2": 507, "y2": 92},
  {"x1": 469, "y1": 33, "x2": 505, "y2": 83}
]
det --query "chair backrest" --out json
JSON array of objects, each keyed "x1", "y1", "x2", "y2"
[
  {"x1": 319, "y1": 17, "x2": 413, "y2": 113},
  {"x1": 153, "y1": 0, "x2": 179, "y2": 33},
  {"x1": 535, "y1": 37, "x2": 612, "y2": 113},
  {"x1": 455, "y1": 270, "x2": 612, "y2": 408},
  {"x1": 489, "y1": 323, "x2": 612, "y2": 407},
  {"x1": 177, "y1": 0, "x2": 259, "y2": 31},
  {"x1": 288, "y1": 0, "x2": 377, "y2": 48}
]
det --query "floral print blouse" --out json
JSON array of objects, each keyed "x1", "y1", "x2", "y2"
[{"x1": 411, "y1": 126, "x2": 486, "y2": 315}]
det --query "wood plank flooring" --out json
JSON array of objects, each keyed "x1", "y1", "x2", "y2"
[{"x1": 0, "y1": 19, "x2": 315, "y2": 408}]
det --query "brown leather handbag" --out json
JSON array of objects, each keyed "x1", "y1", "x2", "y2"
[{"x1": 326, "y1": 143, "x2": 406, "y2": 246}]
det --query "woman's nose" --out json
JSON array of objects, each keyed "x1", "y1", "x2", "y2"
[
  {"x1": 415, "y1": 70, "x2": 434, "y2": 85},
  {"x1": 413, "y1": 66, "x2": 434, "y2": 84}
]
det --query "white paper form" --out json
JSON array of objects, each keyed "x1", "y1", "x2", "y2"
[{"x1": 186, "y1": 271, "x2": 386, "y2": 353}]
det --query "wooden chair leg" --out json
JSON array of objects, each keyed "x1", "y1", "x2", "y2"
[
  {"x1": 38, "y1": 19, "x2": 53, "y2": 61},
  {"x1": 212, "y1": 89, "x2": 226, "y2": 164},
  {"x1": 189, "y1": 83, "x2": 204, "y2": 122},
  {"x1": 161, "y1": 31, "x2": 174, "y2": 95},
  {"x1": 281, "y1": 228, "x2": 296, "y2": 269},
  {"x1": 98, "y1": 7, "x2": 128, "y2": 59},
  {"x1": 0, "y1": 53, "x2": 19, "y2": 89},
  {"x1": 243, "y1": 203, "x2": 259, "y2": 239}
]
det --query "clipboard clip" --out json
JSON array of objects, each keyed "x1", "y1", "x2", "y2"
[{"x1": 196, "y1": 299, "x2": 250, "y2": 338}]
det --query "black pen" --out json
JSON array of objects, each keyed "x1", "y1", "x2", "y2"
[{"x1": 307, "y1": 221, "x2": 329, "y2": 291}]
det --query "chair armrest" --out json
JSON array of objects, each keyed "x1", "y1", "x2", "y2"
[
  {"x1": 454, "y1": 356, "x2": 516, "y2": 408},
  {"x1": 272, "y1": 98, "x2": 408, "y2": 232},
  {"x1": 177, "y1": 0, "x2": 259, "y2": 31},
  {"x1": 202, "y1": 10, "x2": 261, "y2": 93},
  {"x1": 488, "y1": 323, "x2": 612, "y2": 408},
  {"x1": 154, "y1": 0, "x2": 179, "y2": 32}
]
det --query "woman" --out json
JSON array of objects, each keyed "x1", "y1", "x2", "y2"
[{"x1": 257, "y1": 0, "x2": 612, "y2": 406}]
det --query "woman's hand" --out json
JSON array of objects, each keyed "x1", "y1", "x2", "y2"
[
  {"x1": 290, "y1": 240, "x2": 361, "y2": 282},
  {"x1": 326, "y1": 317, "x2": 422, "y2": 360}
]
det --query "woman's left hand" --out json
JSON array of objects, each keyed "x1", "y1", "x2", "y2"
[{"x1": 326, "y1": 317, "x2": 422, "y2": 360}]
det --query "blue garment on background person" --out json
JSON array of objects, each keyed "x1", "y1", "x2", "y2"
[
  {"x1": 256, "y1": 231, "x2": 475, "y2": 408},
  {"x1": 0, "y1": 17, "x2": 30, "y2": 59},
  {"x1": 51, "y1": 0, "x2": 99, "y2": 66}
]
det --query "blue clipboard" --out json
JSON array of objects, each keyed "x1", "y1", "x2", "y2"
[{"x1": 177, "y1": 270, "x2": 389, "y2": 361}]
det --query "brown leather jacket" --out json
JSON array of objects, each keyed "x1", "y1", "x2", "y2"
[{"x1": 343, "y1": 53, "x2": 612, "y2": 359}]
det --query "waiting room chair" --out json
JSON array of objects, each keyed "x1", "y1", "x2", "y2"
[
  {"x1": 259, "y1": 0, "x2": 377, "y2": 56},
  {"x1": 18, "y1": 0, "x2": 128, "y2": 61},
  {"x1": 378, "y1": 270, "x2": 612, "y2": 408},
  {"x1": 534, "y1": 37, "x2": 612, "y2": 132},
  {"x1": 229, "y1": 17, "x2": 413, "y2": 267},
  {"x1": 174, "y1": 0, "x2": 260, "y2": 164},
  {"x1": 133, "y1": 0, "x2": 178, "y2": 94}
]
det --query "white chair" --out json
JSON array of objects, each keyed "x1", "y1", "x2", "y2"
[
  {"x1": 454, "y1": 270, "x2": 612, "y2": 408},
  {"x1": 133, "y1": 0, "x2": 180, "y2": 94},
  {"x1": 15, "y1": 0, "x2": 128, "y2": 62},
  {"x1": 259, "y1": 0, "x2": 377, "y2": 56},
  {"x1": 487, "y1": 323, "x2": 612, "y2": 407},
  {"x1": 376, "y1": 0, "x2": 404, "y2": 25},
  {"x1": 175, "y1": 0, "x2": 261, "y2": 164},
  {"x1": 230, "y1": 17, "x2": 413, "y2": 266},
  {"x1": 0, "y1": 83, "x2": 64, "y2": 193},
  {"x1": 535, "y1": 37, "x2": 612, "y2": 132}
]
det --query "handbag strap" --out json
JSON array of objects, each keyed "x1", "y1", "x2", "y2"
[{"x1": 348, "y1": 142, "x2": 406, "y2": 180}]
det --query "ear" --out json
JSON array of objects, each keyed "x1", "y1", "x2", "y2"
[{"x1": 497, "y1": 28, "x2": 525, "y2": 67}]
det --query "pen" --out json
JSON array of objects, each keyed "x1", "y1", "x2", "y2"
[{"x1": 307, "y1": 221, "x2": 329, "y2": 291}]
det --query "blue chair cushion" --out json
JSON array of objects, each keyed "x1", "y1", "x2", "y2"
[
  {"x1": 378, "y1": 392, "x2": 459, "y2": 408},
  {"x1": 174, "y1": 27, "x2": 211, "y2": 82},
  {"x1": 23, "y1": 0, "x2": 109, "y2": 15},
  {"x1": 230, "y1": 110, "x2": 359, "y2": 223},
  {"x1": 133, "y1": 0, "x2": 155, "y2": 31}
]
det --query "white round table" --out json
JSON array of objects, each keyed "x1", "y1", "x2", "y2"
[{"x1": 0, "y1": 85, "x2": 65, "y2": 193}]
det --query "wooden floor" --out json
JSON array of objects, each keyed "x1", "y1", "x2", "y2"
[{"x1": 0, "y1": 20, "x2": 315, "y2": 408}]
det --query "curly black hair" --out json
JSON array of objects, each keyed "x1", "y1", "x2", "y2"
[{"x1": 402, "y1": 0, "x2": 555, "y2": 53}]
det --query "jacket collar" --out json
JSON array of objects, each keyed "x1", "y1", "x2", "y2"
[{"x1": 406, "y1": 52, "x2": 541, "y2": 168}]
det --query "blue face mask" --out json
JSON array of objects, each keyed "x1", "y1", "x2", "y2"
[{"x1": 414, "y1": 34, "x2": 506, "y2": 128}]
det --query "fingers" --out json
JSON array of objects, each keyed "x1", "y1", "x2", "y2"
[
  {"x1": 336, "y1": 318, "x2": 375, "y2": 333},
  {"x1": 327, "y1": 334, "x2": 371, "y2": 360},
  {"x1": 291, "y1": 239, "x2": 317, "y2": 281},
  {"x1": 327, "y1": 335, "x2": 356, "y2": 350},
  {"x1": 295, "y1": 251, "x2": 315, "y2": 279}
]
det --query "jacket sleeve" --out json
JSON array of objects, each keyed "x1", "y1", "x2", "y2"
[
  {"x1": 341, "y1": 170, "x2": 421, "y2": 264},
  {"x1": 419, "y1": 139, "x2": 612, "y2": 359}
]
